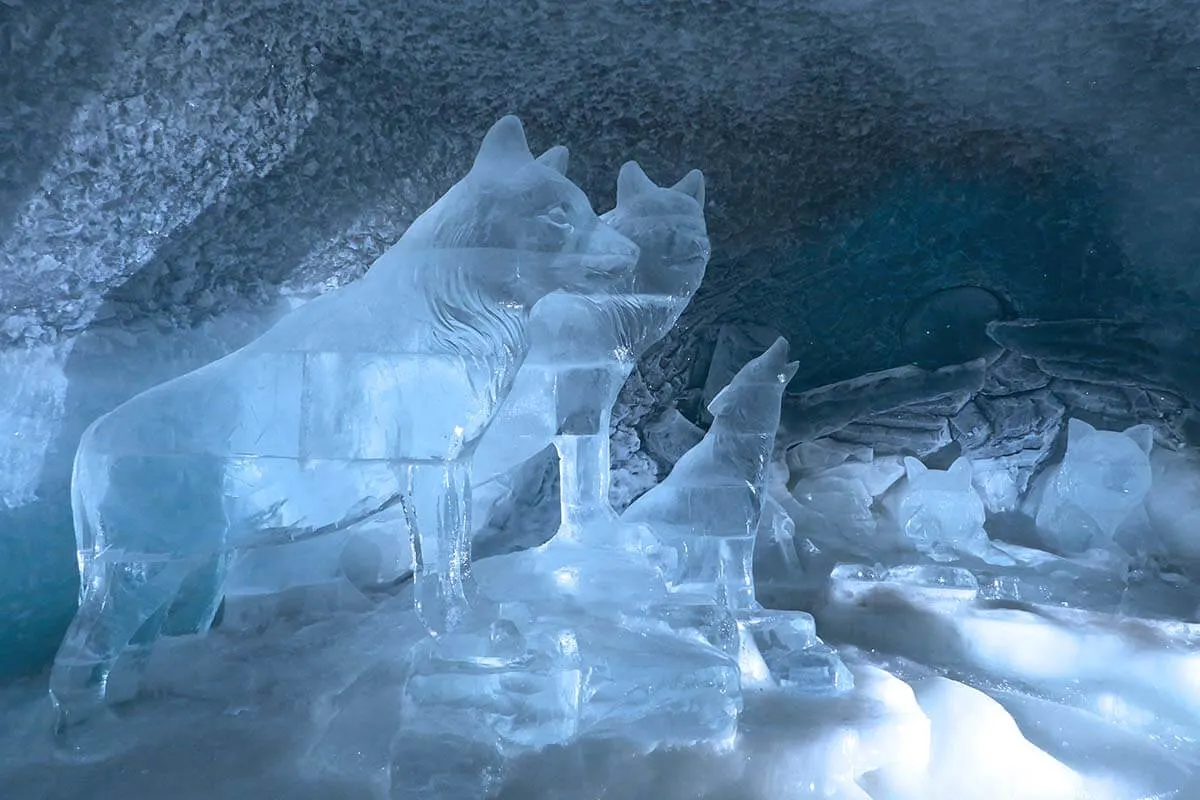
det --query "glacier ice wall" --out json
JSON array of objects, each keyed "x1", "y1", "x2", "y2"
[{"x1": 2, "y1": 0, "x2": 1199, "y2": 674}]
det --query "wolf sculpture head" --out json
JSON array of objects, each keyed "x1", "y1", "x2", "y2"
[{"x1": 388, "y1": 115, "x2": 638, "y2": 307}]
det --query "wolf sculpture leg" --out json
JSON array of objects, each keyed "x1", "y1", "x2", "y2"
[
  {"x1": 50, "y1": 558, "x2": 195, "y2": 735},
  {"x1": 161, "y1": 552, "x2": 231, "y2": 635},
  {"x1": 404, "y1": 460, "x2": 479, "y2": 634}
]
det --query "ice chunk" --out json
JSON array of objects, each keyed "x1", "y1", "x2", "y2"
[
  {"x1": 640, "y1": 407, "x2": 705, "y2": 469},
  {"x1": 429, "y1": 530, "x2": 742, "y2": 756},
  {"x1": 401, "y1": 614, "x2": 585, "y2": 755},
  {"x1": 738, "y1": 611, "x2": 853, "y2": 694},
  {"x1": 786, "y1": 438, "x2": 874, "y2": 475},
  {"x1": 1025, "y1": 418, "x2": 1154, "y2": 553},
  {"x1": 970, "y1": 449, "x2": 1048, "y2": 514},
  {"x1": 787, "y1": 450, "x2": 906, "y2": 549},
  {"x1": 49, "y1": 115, "x2": 639, "y2": 746},
  {"x1": 829, "y1": 563, "x2": 980, "y2": 606}
]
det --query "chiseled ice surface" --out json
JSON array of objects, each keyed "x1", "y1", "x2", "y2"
[
  {"x1": 472, "y1": 160, "x2": 709, "y2": 487},
  {"x1": 879, "y1": 457, "x2": 991, "y2": 562},
  {"x1": 3, "y1": 424, "x2": 1200, "y2": 796},
  {"x1": 1024, "y1": 419, "x2": 1155, "y2": 553}
]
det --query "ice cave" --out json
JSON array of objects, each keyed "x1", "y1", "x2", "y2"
[{"x1": 2, "y1": 2, "x2": 1200, "y2": 798}]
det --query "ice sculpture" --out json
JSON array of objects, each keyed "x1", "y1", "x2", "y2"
[
  {"x1": 471, "y1": 160, "x2": 709, "y2": 496},
  {"x1": 49, "y1": 115, "x2": 639, "y2": 739},
  {"x1": 785, "y1": 442, "x2": 905, "y2": 550},
  {"x1": 624, "y1": 338, "x2": 852, "y2": 692},
  {"x1": 881, "y1": 456, "x2": 991, "y2": 560},
  {"x1": 1143, "y1": 447, "x2": 1200, "y2": 564},
  {"x1": 397, "y1": 163, "x2": 736, "y2": 761},
  {"x1": 1025, "y1": 419, "x2": 1154, "y2": 553}
]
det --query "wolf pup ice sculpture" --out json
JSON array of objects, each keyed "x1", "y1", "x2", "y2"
[
  {"x1": 51, "y1": 116, "x2": 638, "y2": 736},
  {"x1": 881, "y1": 456, "x2": 991, "y2": 561},
  {"x1": 1025, "y1": 418, "x2": 1154, "y2": 553}
]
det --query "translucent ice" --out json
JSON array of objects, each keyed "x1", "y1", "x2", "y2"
[
  {"x1": 625, "y1": 339, "x2": 852, "y2": 693},
  {"x1": 623, "y1": 338, "x2": 799, "y2": 605},
  {"x1": 1142, "y1": 447, "x2": 1200, "y2": 564},
  {"x1": 786, "y1": 446, "x2": 905, "y2": 551},
  {"x1": 50, "y1": 115, "x2": 638, "y2": 741},
  {"x1": 881, "y1": 456, "x2": 991, "y2": 561},
  {"x1": 472, "y1": 160, "x2": 710, "y2": 492},
  {"x1": 1025, "y1": 419, "x2": 1154, "y2": 553},
  {"x1": 400, "y1": 163, "x2": 735, "y2": 759}
]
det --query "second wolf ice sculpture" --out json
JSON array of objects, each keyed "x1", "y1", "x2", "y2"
[
  {"x1": 471, "y1": 161, "x2": 709, "y2": 500},
  {"x1": 398, "y1": 164, "x2": 737, "y2": 758},
  {"x1": 51, "y1": 115, "x2": 638, "y2": 734}
]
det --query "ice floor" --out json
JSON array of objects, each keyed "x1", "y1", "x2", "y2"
[{"x1": 3, "y1": 569, "x2": 1197, "y2": 800}]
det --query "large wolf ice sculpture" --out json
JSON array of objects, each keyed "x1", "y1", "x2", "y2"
[
  {"x1": 50, "y1": 116, "x2": 638, "y2": 733},
  {"x1": 221, "y1": 160, "x2": 709, "y2": 607}
]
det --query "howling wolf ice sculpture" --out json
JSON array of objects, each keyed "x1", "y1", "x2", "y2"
[
  {"x1": 51, "y1": 116, "x2": 638, "y2": 734},
  {"x1": 623, "y1": 339, "x2": 853, "y2": 693}
]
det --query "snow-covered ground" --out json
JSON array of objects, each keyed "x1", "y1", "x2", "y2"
[{"x1": 3, "y1": 562, "x2": 1198, "y2": 799}]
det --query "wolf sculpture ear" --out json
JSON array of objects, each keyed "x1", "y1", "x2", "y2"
[
  {"x1": 616, "y1": 161, "x2": 657, "y2": 205},
  {"x1": 947, "y1": 457, "x2": 974, "y2": 488},
  {"x1": 672, "y1": 169, "x2": 705, "y2": 207},
  {"x1": 904, "y1": 456, "x2": 928, "y2": 482},
  {"x1": 1122, "y1": 424, "x2": 1154, "y2": 455},
  {"x1": 535, "y1": 145, "x2": 569, "y2": 175},
  {"x1": 1066, "y1": 417, "x2": 1096, "y2": 447},
  {"x1": 473, "y1": 115, "x2": 534, "y2": 171}
]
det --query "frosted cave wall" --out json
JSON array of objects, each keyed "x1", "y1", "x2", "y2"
[{"x1": 1, "y1": 0, "x2": 1198, "y2": 676}]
